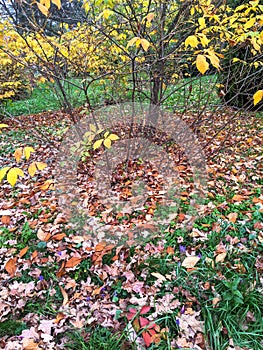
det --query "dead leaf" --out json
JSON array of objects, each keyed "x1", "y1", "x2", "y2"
[
  {"x1": 51, "y1": 233, "x2": 66, "y2": 241},
  {"x1": 181, "y1": 256, "x2": 200, "y2": 268},
  {"x1": 215, "y1": 252, "x2": 227, "y2": 263},
  {"x1": 65, "y1": 257, "x2": 82, "y2": 268},
  {"x1": 1, "y1": 215, "x2": 10, "y2": 224},
  {"x1": 59, "y1": 285, "x2": 69, "y2": 306},
  {"x1": 37, "y1": 228, "x2": 50, "y2": 241},
  {"x1": 151, "y1": 272, "x2": 167, "y2": 282},
  {"x1": 5, "y1": 257, "x2": 17, "y2": 277},
  {"x1": 19, "y1": 246, "x2": 29, "y2": 258},
  {"x1": 227, "y1": 212, "x2": 238, "y2": 223}
]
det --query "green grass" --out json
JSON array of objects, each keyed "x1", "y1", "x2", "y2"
[{"x1": 1, "y1": 75, "x2": 220, "y2": 117}]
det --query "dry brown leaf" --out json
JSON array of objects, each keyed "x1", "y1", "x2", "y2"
[
  {"x1": 37, "y1": 228, "x2": 50, "y2": 241},
  {"x1": 232, "y1": 194, "x2": 247, "y2": 202},
  {"x1": 1, "y1": 215, "x2": 10, "y2": 224},
  {"x1": 51, "y1": 233, "x2": 66, "y2": 241},
  {"x1": 227, "y1": 212, "x2": 238, "y2": 223},
  {"x1": 181, "y1": 256, "x2": 200, "y2": 268},
  {"x1": 19, "y1": 246, "x2": 29, "y2": 258},
  {"x1": 59, "y1": 285, "x2": 69, "y2": 306},
  {"x1": 95, "y1": 241, "x2": 107, "y2": 252},
  {"x1": 5, "y1": 257, "x2": 17, "y2": 277},
  {"x1": 65, "y1": 257, "x2": 82, "y2": 268},
  {"x1": 22, "y1": 338, "x2": 39, "y2": 350},
  {"x1": 215, "y1": 252, "x2": 227, "y2": 263}
]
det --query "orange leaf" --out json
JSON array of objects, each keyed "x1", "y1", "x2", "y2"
[
  {"x1": 52, "y1": 233, "x2": 66, "y2": 241},
  {"x1": 14, "y1": 148, "x2": 23, "y2": 162},
  {"x1": 5, "y1": 257, "x2": 17, "y2": 277},
  {"x1": 19, "y1": 246, "x2": 29, "y2": 258},
  {"x1": 1, "y1": 215, "x2": 10, "y2": 225},
  {"x1": 65, "y1": 257, "x2": 82, "y2": 268},
  {"x1": 227, "y1": 212, "x2": 238, "y2": 223},
  {"x1": 166, "y1": 246, "x2": 174, "y2": 254},
  {"x1": 232, "y1": 194, "x2": 247, "y2": 202},
  {"x1": 54, "y1": 312, "x2": 66, "y2": 324},
  {"x1": 95, "y1": 241, "x2": 107, "y2": 252}
]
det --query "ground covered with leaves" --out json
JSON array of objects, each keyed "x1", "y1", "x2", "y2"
[{"x1": 0, "y1": 108, "x2": 262, "y2": 350}]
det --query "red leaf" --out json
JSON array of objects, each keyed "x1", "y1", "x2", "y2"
[
  {"x1": 140, "y1": 305, "x2": 151, "y2": 315},
  {"x1": 142, "y1": 331, "x2": 152, "y2": 348},
  {"x1": 139, "y1": 316, "x2": 150, "y2": 328}
]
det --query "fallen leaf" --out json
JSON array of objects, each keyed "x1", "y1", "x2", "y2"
[
  {"x1": 215, "y1": 252, "x2": 227, "y2": 263},
  {"x1": 227, "y1": 212, "x2": 238, "y2": 223},
  {"x1": 65, "y1": 257, "x2": 82, "y2": 268},
  {"x1": 19, "y1": 246, "x2": 29, "y2": 258},
  {"x1": 151, "y1": 272, "x2": 167, "y2": 282},
  {"x1": 181, "y1": 256, "x2": 200, "y2": 268},
  {"x1": 59, "y1": 285, "x2": 69, "y2": 306},
  {"x1": 5, "y1": 257, "x2": 17, "y2": 277}
]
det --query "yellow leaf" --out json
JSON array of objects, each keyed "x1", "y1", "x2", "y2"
[
  {"x1": 185, "y1": 35, "x2": 199, "y2": 48},
  {"x1": 37, "y1": 2, "x2": 49, "y2": 16},
  {"x1": 260, "y1": 31, "x2": 263, "y2": 44},
  {"x1": 36, "y1": 162, "x2": 47, "y2": 171},
  {"x1": 244, "y1": 17, "x2": 256, "y2": 29},
  {"x1": 199, "y1": 34, "x2": 209, "y2": 47},
  {"x1": 93, "y1": 139, "x2": 104, "y2": 150},
  {"x1": 83, "y1": 1, "x2": 90, "y2": 13},
  {"x1": 51, "y1": 0, "x2": 61, "y2": 9},
  {"x1": 40, "y1": 179, "x2": 54, "y2": 190},
  {"x1": 103, "y1": 9, "x2": 113, "y2": 19},
  {"x1": 104, "y1": 131, "x2": 110, "y2": 138},
  {"x1": 253, "y1": 90, "x2": 263, "y2": 106},
  {"x1": 104, "y1": 138, "x2": 111, "y2": 148},
  {"x1": 108, "y1": 133, "x2": 119, "y2": 141},
  {"x1": 23, "y1": 146, "x2": 35, "y2": 160},
  {"x1": 0, "y1": 167, "x2": 10, "y2": 182},
  {"x1": 196, "y1": 54, "x2": 209, "y2": 75},
  {"x1": 28, "y1": 163, "x2": 37, "y2": 177},
  {"x1": 15, "y1": 168, "x2": 25, "y2": 178},
  {"x1": 6, "y1": 168, "x2": 17, "y2": 187},
  {"x1": 207, "y1": 50, "x2": 220, "y2": 68},
  {"x1": 0, "y1": 123, "x2": 8, "y2": 129},
  {"x1": 140, "y1": 38, "x2": 150, "y2": 52},
  {"x1": 14, "y1": 147, "x2": 23, "y2": 162},
  {"x1": 181, "y1": 256, "x2": 200, "y2": 268},
  {"x1": 127, "y1": 37, "x2": 140, "y2": 48},
  {"x1": 198, "y1": 17, "x2": 206, "y2": 29}
]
